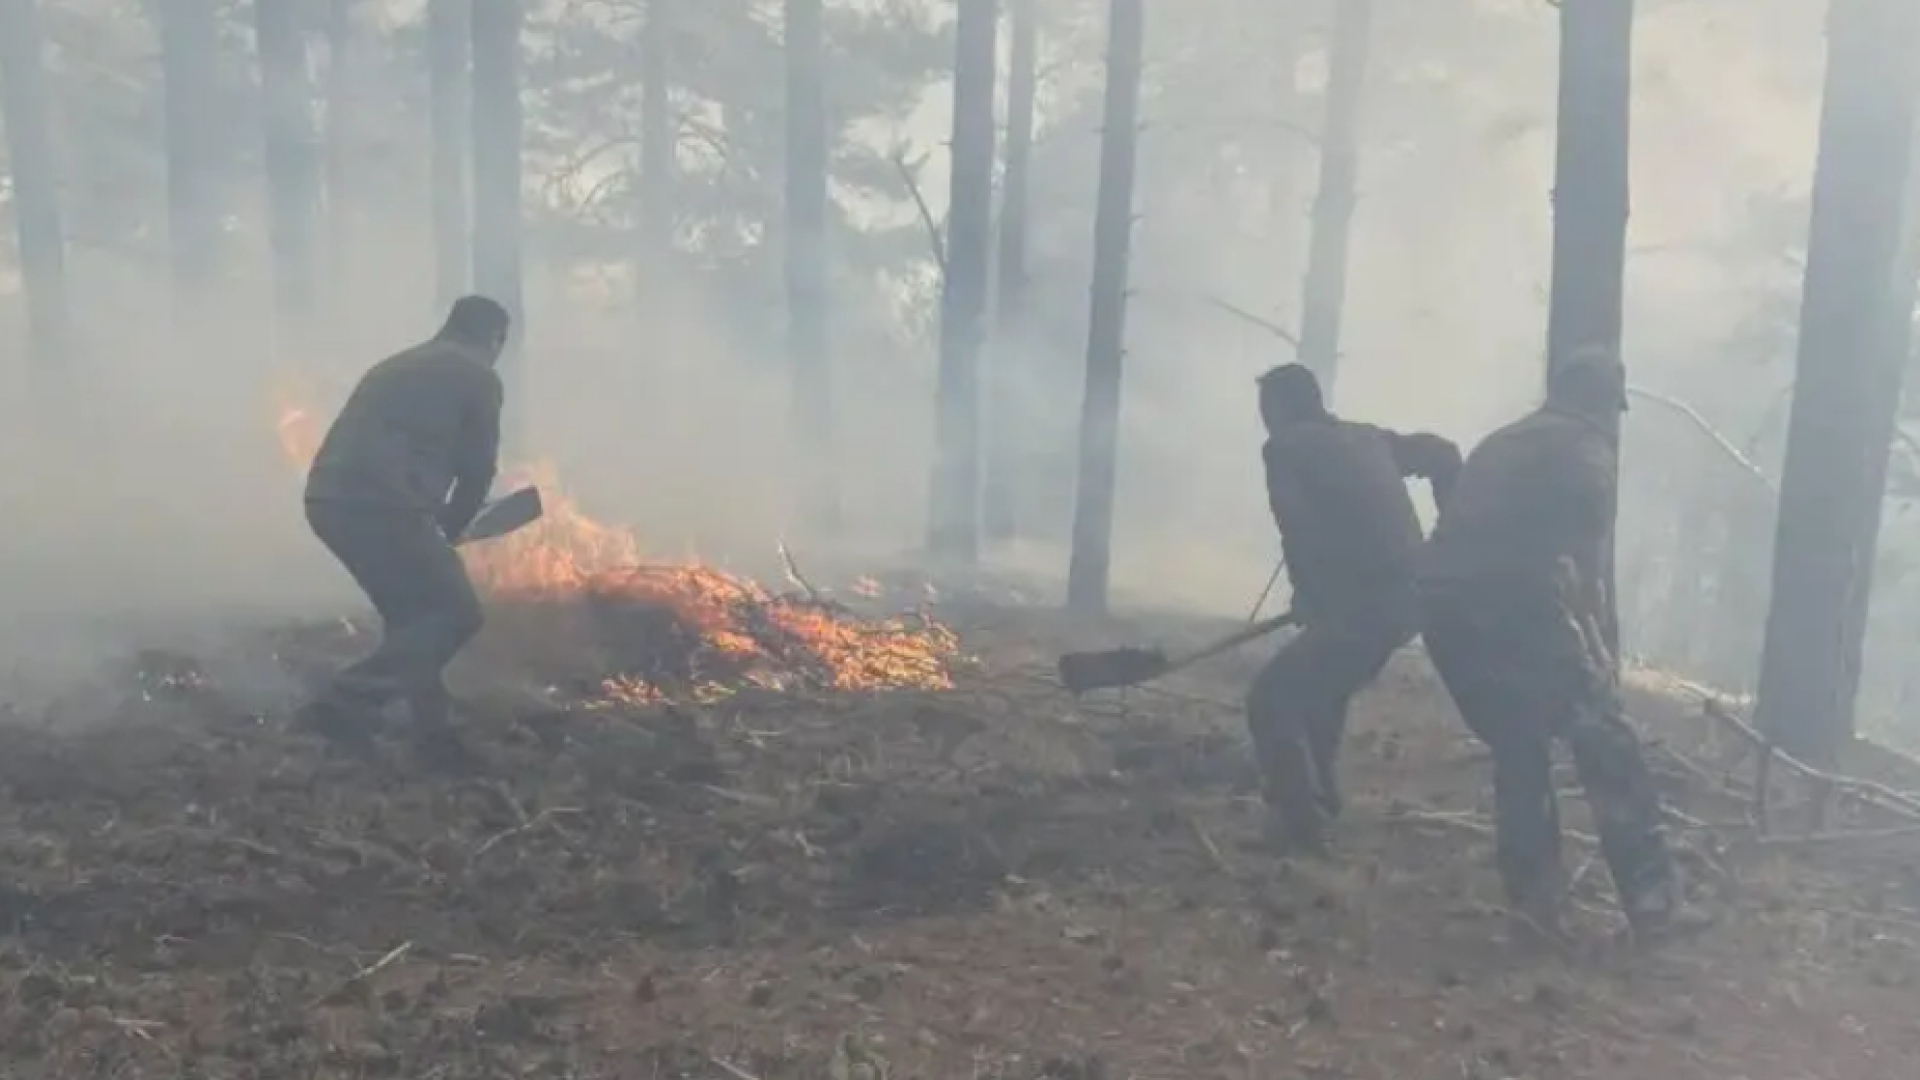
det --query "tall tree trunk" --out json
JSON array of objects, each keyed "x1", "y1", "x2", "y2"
[
  {"x1": 155, "y1": 0, "x2": 220, "y2": 304},
  {"x1": 1545, "y1": 0, "x2": 1635, "y2": 655},
  {"x1": 983, "y1": 0, "x2": 1038, "y2": 542},
  {"x1": 257, "y1": 0, "x2": 318, "y2": 341},
  {"x1": 1294, "y1": 0, "x2": 1373, "y2": 391},
  {"x1": 324, "y1": 0, "x2": 356, "y2": 301},
  {"x1": 1755, "y1": 0, "x2": 1920, "y2": 763},
  {"x1": 639, "y1": 0, "x2": 675, "y2": 265},
  {"x1": 471, "y1": 0, "x2": 524, "y2": 427},
  {"x1": 0, "y1": 0, "x2": 72, "y2": 369},
  {"x1": 783, "y1": 0, "x2": 836, "y2": 530},
  {"x1": 1064, "y1": 0, "x2": 1144, "y2": 615},
  {"x1": 428, "y1": 0, "x2": 470, "y2": 308},
  {"x1": 1265, "y1": 5, "x2": 1307, "y2": 280},
  {"x1": 927, "y1": 0, "x2": 998, "y2": 563}
]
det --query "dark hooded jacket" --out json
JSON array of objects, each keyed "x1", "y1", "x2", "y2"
[
  {"x1": 1420, "y1": 404, "x2": 1615, "y2": 605},
  {"x1": 304, "y1": 337, "x2": 503, "y2": 533},
  {"x1": 1264, "y1": 417, "x2": 1460, "y2": 622}
]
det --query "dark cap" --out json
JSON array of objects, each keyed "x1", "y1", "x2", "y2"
[
  {"x1": 441, "y1": 295, "x2": 511, "y2": 348},
  {"x1": 1257, "y1": 363, "x2": 1326, "y2": 418}
]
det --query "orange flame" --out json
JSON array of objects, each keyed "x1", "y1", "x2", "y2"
[{"x1": 273, "y1": 396, "x2": 957, "y2": 697}]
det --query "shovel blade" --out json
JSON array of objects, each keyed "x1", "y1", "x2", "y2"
[
  {"x1": 460, "y1": 486, "x2": 543, "y2": 544},
  {"x1": 1057, "y1": 646, "x2": 1173, "y2": 695}
]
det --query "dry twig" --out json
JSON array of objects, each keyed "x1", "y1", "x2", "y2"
[{"x1": 313, "y1": 941, "x2": 413, "y2": 1007}]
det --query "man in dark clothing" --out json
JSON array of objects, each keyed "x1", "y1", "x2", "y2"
[
  {"x1": 1420, "y1": 346, "x2": 1706, "y2": 943},
  {"x1": 299, "y1": 295, "x2": 508, "y2": 759},
  {"x1": 1248, "y1": 364, "x2": 1461, "y2": 853}
]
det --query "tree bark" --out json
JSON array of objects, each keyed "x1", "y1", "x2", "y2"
[
  {"x1": 640, "y1": 0, "x2": 675, "y2": 263},
  {"x1": 155, "y1": 0, "x2": 221, "y2": 302},
  {"x1": 324, "y1": 0, "x2": 356, "y2": 299},
  {"x1": 428, "y1": 0, "x2": 470, "y2": 308},
  {"x1": 1064, "y1": 0, "x2": 1144, "y2": 615},
  {"x1": 0, "y1": 0, "x2": 72, "y2": 369},
  {"x1": 257, "y1": 0, "x2": 319, "y2": 339},
  {"x1": 927, "y1": 0, "x2": 998, "y2": 563},
  {"x1": 1756, "y1": 0, "x2": 1920, "y2": 763},
  {"x1": 471, "y1": 0, "x2": 524, "y2": 428},
  {"x1": 783, "y1": 0, "x2": 837, "y2": 530},
  {"x1": 983, "y1": 0, "x2": 1038, "y2": 543},
  {"x1": 1294, "y1": 0, "x2": 1373, "y2": 391},
  {"x1": 1545, "y1": 0, "x2": 1635, "y2": 656}
]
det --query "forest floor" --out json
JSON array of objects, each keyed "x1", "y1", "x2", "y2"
[{"x1": 3, "y1": 595, "x2": 1919, "y2": 1079}]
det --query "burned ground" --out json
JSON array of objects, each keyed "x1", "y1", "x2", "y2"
[{"x1": 2, "y1": 602, "x2": 1919, "y2": 1078}]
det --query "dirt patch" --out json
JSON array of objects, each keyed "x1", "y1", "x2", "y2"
[{"x1": 0, "y1": 605, "x2": 1917, "y2": 1077}]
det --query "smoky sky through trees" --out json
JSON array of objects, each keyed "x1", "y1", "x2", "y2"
[{"x1": 1, "y1": 0, "x2": 1919, "y2": 745}]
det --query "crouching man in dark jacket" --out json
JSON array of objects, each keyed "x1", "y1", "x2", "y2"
[
  {"x1": 1419, "y1": 346, "x2": 1710, "y2": 944},
  {"x1": 1248, "y1": 364, "x2": 1460, "y2": 854},
  {"x1": 299, "y1": 296, "x2": 509, "y2": 765}
]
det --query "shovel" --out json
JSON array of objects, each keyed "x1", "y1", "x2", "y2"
[
  {"x1": 1057, "y1": 610, "x2": 1298, "y2": 695},
  {"x1": 458, "y1": 486, "x2": 543, "y2": 544}
]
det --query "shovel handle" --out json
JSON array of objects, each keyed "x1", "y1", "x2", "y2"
[{"x1": 1163, "y1": 610, "x2": 1298, "y2": 672}]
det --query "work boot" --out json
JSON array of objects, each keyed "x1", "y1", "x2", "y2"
[
  {"x1": 1261, "y1": 803, "x2": 1330, "y2": 859},
  {"x1": 1623, "y1": 872, "x2": 1715, "y2": 947},
  {"x1": 294, "y1": 694, "x2": 380, "y2": 757},
  {"x1": 1507, "y1": 863, "x2": 1567, "y2": 947},
  {"x1": 407, "y1": 685, "x2": 482, "y2": 775}
]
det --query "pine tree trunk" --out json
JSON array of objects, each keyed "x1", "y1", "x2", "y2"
[
  {"x1": 1294, "y1": 0, "x2": 1373, "y2": 391},
  {"x1": 471, "y1": 0, "x2": 524, "y2": 428},
  {"x1": 257, "y1": 0, "x2": 318, "y2": 339},
  {"x1": 428, "y1": 0, "x2": 470, "y2": 308},
  {"x1": 324, "y1": 0, "x2": 356, "y2": 301},
  {"x1": 783, "y1": 0, "x2": 837, "y2": 531},
  {"x1": 982, "y1": 0, "x2": 1038, "y2": 543},
  {"x1": 1064, "y1": 0, "x2": 1144, "y2": 615},
  {"x1": 1756, "y1": 0, "x2": 1920, "y2": 763},
  {"x1": 927, "y1": 0, "x2": 998, "y2": 563},
  {"x1": 1265, "y1": 5, "x2": 1307, "y2": 282},
  {"x1": 156, "y1": 0, "x2": 220, "y2": 303},
  {"x1": 1545, "y1": 0, "x2": 1635, "y2": 656},
  {"x1": 640, "y1": 0, "x2": 675, "y2": 264},
  {"x1": 0, "y1": 0, "x2": 71, "y2": 369}
]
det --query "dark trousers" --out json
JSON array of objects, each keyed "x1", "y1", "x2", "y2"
[
  {"x1": 1245, "y1": 604, "x2": 1415, "y2": 844},
  {"x1": 1420, "y1": 589, "x2": 1674, "y2": 916},
  {"x1": 305, "y1": 499, "x2": 483, "y2": 727}
]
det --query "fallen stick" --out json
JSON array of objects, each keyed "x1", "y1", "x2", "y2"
[
  {"x1": 1750, "y1": 823, "x2": 1920, "y2": 848},
  {"x1": 314, "y1": 941, "x2": 412, "y2": 1007},
  {"x1": 1702, "y1": 700, "x2": 1920, "y2": 821}
]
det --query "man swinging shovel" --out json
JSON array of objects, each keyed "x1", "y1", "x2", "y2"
[
  {"x1": 1062, "y1": 365, "x2": 1459, "y2": 856},
  {"x1": 297, "y1": 296, "x2": 540, "y2": 769}
]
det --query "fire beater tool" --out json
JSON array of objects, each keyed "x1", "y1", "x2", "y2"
[
  {"x1": 458, "y1": 486, "x2": 544, "y2": 544},
  {"x1": 1057, "y1": 610, "x2": 1299, "y2": 695}
]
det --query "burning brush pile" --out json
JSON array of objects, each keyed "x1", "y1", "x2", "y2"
[{"x1": 275, "y1": 401, "x2": 959, "y2": 704}]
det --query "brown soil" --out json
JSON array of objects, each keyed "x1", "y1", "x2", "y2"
[{"x1": 2, "y1": 602, "x2": 1918, "y2": 1078}]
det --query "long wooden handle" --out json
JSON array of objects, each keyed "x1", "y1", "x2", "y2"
[{"x1": 1163, "y1": 611, "x2": 1297, "y2": 672}]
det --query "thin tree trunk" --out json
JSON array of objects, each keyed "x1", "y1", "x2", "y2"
[
  {"x1": 1294, "y1": 0, "x2": 1373, "y2": 391},
  {"x1": 1756, "y1": 0, "x2": 1920, "y2": 763},
  {"x1": 428, "y1": 0, "x2": 470, "y2": 308},
  {"x1": 471, "y1": 0, "x2": 524, "y2": 426},
  {"x1": 1545, "y1": 0, "x2": 1635, "y2": 656},
  {"x1": 783, "y1": 0, "x2": 836, "y2": 530},
  {"x1": 1265, "y1": 5, "x2": 1306, "y2": 277},
  {"x1": 640, "y1": 0, "x2": 675, "y2": 263},
  {"x1": 156, "y1": 0, "x2": 220, "y2": 303},
  {"x1": 257, "y1": 0, "x2": 318, "y2": 340},
  {"x1": 927, "y1": 0, "x2": 998, "y2": 563},
  {"x1": 983, "y1": 0, "x2": 1038, "y2": 542},
  {"x1": 324, "y1": 0, "x2": 355, "y2": 300},
  {"x1": 0, "y1": 0, "x2": 72, "y2": 368},
  {"x1": 1064, "y1": 0, "x2": 1144, "y2": 615}
]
